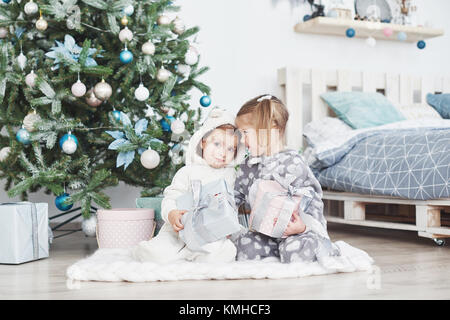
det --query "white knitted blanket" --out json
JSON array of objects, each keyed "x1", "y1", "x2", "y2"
[{"x1": 66, "y1": 240, "x2": 374, "y2": 282}]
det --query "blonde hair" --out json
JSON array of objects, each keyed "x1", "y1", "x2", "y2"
[{"x1": 236, "y1": 94, "x2": 289, "y2": 153}]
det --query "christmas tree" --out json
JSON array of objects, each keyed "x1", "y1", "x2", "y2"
[{"x1": 0, "y1": 0, "x2": 211, "y2": 220}]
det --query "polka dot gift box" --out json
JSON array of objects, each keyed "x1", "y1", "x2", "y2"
[{"x1": 96, "y1": 208, "x2": 155, "y2": 248}]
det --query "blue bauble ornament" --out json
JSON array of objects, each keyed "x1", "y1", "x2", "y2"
[
  {"x1": 200, "y1": 95, "x2": 211, "y2": 107},
  {"x1": 303, "y1": 14, "x2": 311, "y2": 22},
  {"x1": 417, "y1": 40, "x2": 426, "y2": 49},
  {"x1": 160, "y1": 116, "x2": 175, "y2": 132},
  {"x1": 2, "y1": 0, "x2": 12, "y2": 4},
  {"x1": 120, "y1": 49, "x2": 133, "y2": 64},
  {"x1": 55, "y1": 193, "x2": 73, "y2": 211},
  {"x1": 346, "y1": 28, "x2": 355, "y2": 38},
  {"x1": 16, "y1": 128, "x2": 31, "y2": 145},
  {"x1": 171, "y1": 90, "x2": 177, "y2": 97},
  {"x1": 59, "y1": 133, "x2": 78, "y2": 149},
  {"x1": 112, "y1": 110, "x2": 121, "y2": 121},
  {"x1": 397, "y1": 32, "x2": 407, "y2": 41}
]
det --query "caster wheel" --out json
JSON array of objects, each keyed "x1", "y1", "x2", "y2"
[{"x1": 433, "y1": 238, "x2": 445, "y2": 246}]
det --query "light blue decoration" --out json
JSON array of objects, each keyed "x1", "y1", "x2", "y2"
[
  {"x1": 55, "y1": 193, "x2": 73, "y2": 211},
  {"x1": 2, "y1": 0, "x2": 11, "y2": 3},
  {"x1": 112, "y1": 110, "x2": 121, "y2": 121},
  {"x1": 327, "y1": 10, "x2": 338, "y2": 18},
  {"x1": 45, "y1": 35, "x2": 101, "y2": 69},
  {"x1": 123, "y1": 4, "x2": 134, "y2": 16},
  {"x1": 346, "y1": 28, "x2": 355, "y2": 38},
  {"x1": 417, "y1": 40, "x2": 426, "y2": 49},
  {"x1": 16, "y1": 128, "x2": 31, "y2": 145},
  {"x1": 200, "y1": 95, "x2": 211, "y2": 107},
  {"x1": 160, "y1": 116, "x2": 175, "y2": 131},
  {"x1": 120, "y1": 49, "x2": 133, "y2": 64},
  {"x1": 397, "y1": 32, "x2": 407, "y2": 41},
  {"x1": 106, "y1": 117, "x2": 156, "y2": 170},
  {"x1": 59, "y1": 133, "x2": 78, "y2": 149}
]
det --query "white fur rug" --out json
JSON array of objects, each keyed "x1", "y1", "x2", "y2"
[{"x1": 66, "y1": 241, "x2": 374, "y2": 282}]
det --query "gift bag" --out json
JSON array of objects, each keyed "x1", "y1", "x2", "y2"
[
  {"x1": 0, "y1": 202, "x2": 49, "y2": 264},
  {"x1": 176, "y1": 179, "x2": 241, "y2": 252},
  {"x1": 248, "y1": 173, "x2": 314, "y2": 238}
]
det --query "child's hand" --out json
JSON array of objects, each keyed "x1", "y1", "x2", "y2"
[
  {"x1": 282, "y1": 211, "x2": 306, "y2": 237},
  {"x1": 168, "y1": 209, "x2": 187, "y2": 232}
]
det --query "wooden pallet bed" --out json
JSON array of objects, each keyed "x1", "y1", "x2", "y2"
[{"x1": 278, "y1": 66, "x2": 450, "y2": 245}]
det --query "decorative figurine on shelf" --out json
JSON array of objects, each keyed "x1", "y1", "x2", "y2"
[{"x1": 355, "y1": 0, "x2": 392, "y2": 22}]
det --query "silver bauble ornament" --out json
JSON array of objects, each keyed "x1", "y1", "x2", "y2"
[
  {"x1": 185, "y1": 49, "x2": 198, "y2": 65},
  {"x1": 62, "y1": 139, "x2": 77, "y2": 154},
  {"x1": 85, "y1": 88, "x2": 102, "y2": 107},
  {"x1": 170, "y1": 119, "x2": 185, "y2": 135},
  {"x1": 123, "y1": 4, "x2": 134, "y2": 16},
  {"x1": 71, "y1": 79, "x2": 87, "y2": 97},
  {"x1": 23, "y1": 112, "x2": 41, "y2": 132},
  {"x1": 157, "y1": 15, "x2": 171, "y2": 26},
  {"x1": 156, "y1": 68, "x2": 171, "y2": 83},
  {"x1": 36, "y1": 17, "x2": 48, "y2": 31},
  {"x1": 94, "y1": 79, "x2": 112, "y2": 101},
  {"x1": 119, "y1": 26, "x2": 133, "y2": 42},
  {"x1": 24, "y1": 0, "x2": 39, "y2": 15},
  {"x1": 25, "y1": 70, "x2": 37, "y2": 88},
  {"x1": 81, "y1": 215, "x2": 97, "y2": 237},
  {"x1": 140, "y1": 149, "x2": 160, "y2": 169},
  {"x1": 141, "y1": 41, "x2": 155, "y2": 55},
  {"x1": 0, "y1": 147, "x2": 11, "y2": 162},
  {"x1": 134, "y1": 83, "x2": 150, "y2": 101},
  {"x1": 0, "y1": 27, "x2": 8, "y2": 39},
  {"x1": 177, "y1": 64, "x2": 191, "y2": 78},
  {"x1": 172, "y1": 16, "x2": 185, "y2": 35},
  {"x1": 17, "y1": 52, "x2": 27, "y2": 70}
]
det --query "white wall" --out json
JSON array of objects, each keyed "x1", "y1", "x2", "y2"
[{"x1": 2, "y1": 0, "x2": 449, "y2": 221}]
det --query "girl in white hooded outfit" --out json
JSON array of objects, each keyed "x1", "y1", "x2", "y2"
[{"x1": 132, "y1": 107, "x2": 246, "y2": 264}]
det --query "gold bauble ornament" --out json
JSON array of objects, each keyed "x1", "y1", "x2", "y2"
[
  {"x1": 121, "y1": 15, "x2": 129, "y2": 26},
  {"x1": 23, "y1": 111, "x2": 41, "y2": 132},
  {"x1": 93, "y1": 79, "x2": 113, "y2": 101},
  {"x1": 157, "y1": 15, "x2": 171, "y2": 26},
  {"x1": 36, "y1": 11, "x2": 48, "y2": 31}
]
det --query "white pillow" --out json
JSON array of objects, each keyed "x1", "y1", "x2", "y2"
[
  {"x1": 303, "y1": 117, "x2": 353, "y2": 147},
  {"x1": 396, "y1": 103, "x2": 443, "y2": 120}
]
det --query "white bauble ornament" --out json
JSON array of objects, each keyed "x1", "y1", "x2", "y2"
[
  {"x1": 23, "y1": 112, "x2": 41, "y2": 132},
  {"x1": 172, "y1": 16, "x2": 185, "y2": 35},
  {"x1": 85, "y1": 88, "x2": 102, "y2": 107},
  {"x1": 0, "y1": 147, "x2": 11, "y2": 162},
  {"x1": 134, "y1": 83, "x2": 150, "y2": 101},
  {"x1": 366, "y1": 36, "x2": 377, "y2": 47},
  {"x1": 35, "y1": 17, "x2": 48, "y2": 31},
  {"x1": 189, "y1": 45, "x2": 199, "y2": 56},
  {"x1": 157, "y1": 15, "x2": 171, "y2": 26},
  {"x1": 119, "y1": 26, "x2": 133, "y2": 42},
  {"x1": 170, "y1": 119, "x2": 185, "y2": 135},
  {"x1": 177, "y1": 64, "x2": 191, "y2": 78},
  {"x1": 0, "y1": 27, "x2": 8, "y2": 39},
  {"x1": 141, "y1": 41, "x2": 155, "y2": 55},
  {"x1": 17, "y1": 52, "x2": 27, "y2": 70},
  {"x1": 156, "y1": 68, "x2": 171, "y2": 82},
  {"x1": 25, "y1": 70, "x2": 37, "y2": 88},
  {"x1": 94, "y1": 79, "x2": 112, "y2": 100},
  {"x1": 24, "y1": 0, "x2": 39, "y2": 15},
  {"x1": 71, "y1": 79, "x2": 87, "y2": 97},
  {"x1": 62, "y1": 139, "x2": 77, "y2": 154},
  {"x1": 81, "y1": 215, "x2": 97, "y2": 237},
  {"x1": 123, "y1": 4, "x2": 134, "y2": 16},
  {"x1": 140, "y1": 149, "x2": 160, "y2": 169},
  {"x1": 185, "y1": 49, "x2": 198, "y2": 65}
]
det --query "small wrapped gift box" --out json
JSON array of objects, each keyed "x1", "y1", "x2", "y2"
[
  {"x1": 176, "y1": 179, "x2": 241, "y2": 252},
  {"x1": 0, "y1": 202, "x2": 49, "y2": 264},
  {"x1": 248, "y1": 173, "x2": 314, "y2": 238},
  {"x1": 136, "y1": 196, "x2": 164, "y2": 236},
  {"x1": 97, "y1": 208, "x2": 155, "y2": 248}
]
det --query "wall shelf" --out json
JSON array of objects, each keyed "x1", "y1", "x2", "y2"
[{"x1": 294, "y1": 17, "x2": 444, "y2": 42}]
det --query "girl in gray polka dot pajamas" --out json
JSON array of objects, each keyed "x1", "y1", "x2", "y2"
[{"x1": 232, "y1": 95, "x2": 341, "y2": 264}]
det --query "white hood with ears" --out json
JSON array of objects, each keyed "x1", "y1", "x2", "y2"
[{"x1": 185, "y1": 107, "x2": 246, "y2": 167}]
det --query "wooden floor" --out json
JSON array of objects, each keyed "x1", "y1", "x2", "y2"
[{"x1": 1, "y1": 223, "x2": 449, "y2": 300}]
